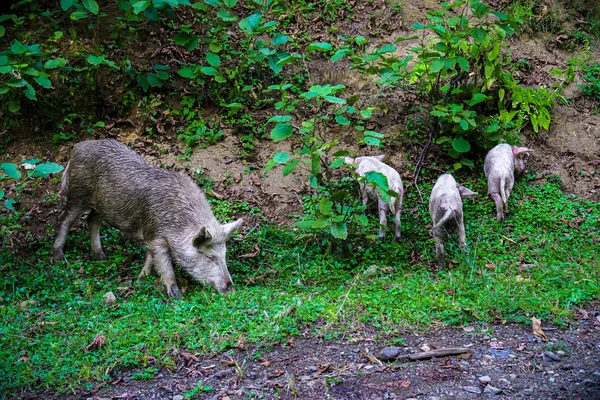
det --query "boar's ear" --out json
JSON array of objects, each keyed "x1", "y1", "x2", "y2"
[
  {"x1": 193, "y1": 226, "x2": 212, "y2": 248},
  {"x1": 373, "y1": 154, "x2": 385, "y2": 161},
  {"x1": 223, "y1": 218, "x2": 243, "y2": 240},
  {"x1": 512, "y1": 146, "x2": 533, "y2": 156},
  {"x1": 457, "y1": 184, "x2": 477, "y2": 198},
  {"x1": 344, "y1": 157, "x2": 355, "y2": 165}
]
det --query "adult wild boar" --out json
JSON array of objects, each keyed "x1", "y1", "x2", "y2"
[
  {"x1": 53, "y1": 139, "x2": 243, "y2": 298},
  {"x1": 484, "y1": 143, "x2": 533, "y2": 222},
  {"x1": 429, "y1": 174, "x2": 476, "y2": 269},
  {"x1": 344, "y1": 155, "x2": 403, "y2": 241}
]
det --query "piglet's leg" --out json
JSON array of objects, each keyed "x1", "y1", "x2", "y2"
[
  {"x1": 378, "y1": 198, "x2": 388, "y2": 240},
  {"x1": 138, "y1": 253, "x2": 153, "y2": 279},
  {"x1": 490, "y1": 193, "x2": 504, "y2": 222},
  {"x1": 457, "y1": 215, "x2": 467, "y2": 251}
]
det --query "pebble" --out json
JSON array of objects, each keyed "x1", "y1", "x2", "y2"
[
  {"x1": 173, "y1": 395, "x2": 184, "y2": 400},
  {"x1": 489, "y1": 349, "x2": 511, "y2": 359},
  {"x1": 593, "y1": 370, "x2": 600, "y2": 377},
  {"x1": 522, "y1": 388, "x2": 535, "y2": 396},
  {"x1": 484, "y1": 384, "x2": 503, "y2": 395},
  {"x1": 543, "y1": 351, "x2": 561, "y2": 362},
  {"x1": 478, "y1": 375, "x2": 492, "y2": 384},
  {"x1": 498, "y1": 378, "x2": 511, "y2": 387},
  {"x1": 463, "y1": 386, "x2": 482, "y2": 394},
  {"x1": 379, "y1": 346, "x2": 401, "y2": 361},
  {"x1": 583, "y1": 379, "x2": 595, "y2": 386},
  {"x1": 103, "y1": 291, "x2": 116, "y2": 304},
  {"x1": 556, "y1": 350, "x2": 566, "y2": 357},
  {"x1": 214, "y1": 370, "x2": 227, "y2": 379}
]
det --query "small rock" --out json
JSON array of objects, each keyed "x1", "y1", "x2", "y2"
[
  {"x1": 549, "y1": 377, "x2": 555, "y2": 383},
  {"x1": 556, "y1": 350, "x2": 566, "y2": 357},
  {"x1": 522, "y1": 388, "x2": 534, "y2": 396},
  {"x1": 214, "y1": 370, "x2": 227, "y2": 379},
  {"x1": 484, "y1": 384, "x2": 503, "y2": 395},
  {"x1": 543, "y1": 351, "x2": 561, "y2": 362},
  {"x1": 173, "y1": 395, "x2": 184, "y2": 400},
  {"x1": 498, "y1": 378, "x2": 510, "y2": 388},
  {"x1": 489, "y1": 349, "x2": 511, "y2": 359},
  {"x1": 463, "y1": 386, "x2": 482, "y2": 394},
  {"x1": 479, "y1": 375, "x2": 492, "y2": 384},
  {"x1": 103, "y1": 291, "x2": 116, "y2": 305},
  {"x1": 593, "y1": 370, "x2": 600, "y2": 377},
  {"x1": 307, "y1": 365, "x2": 318, "y2": 373},
  {"x1": 509, "y1": 374, "x2": 517, "y2": 380},
  {"x1": 379, "y1": 346, "x2": 401, "y2": 361},
  {"x1": 583, "y1": 379, "x2": 595, "y2": 386}
]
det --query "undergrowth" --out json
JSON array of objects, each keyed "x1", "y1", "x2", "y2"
[{"x1": 0, "y1": 177, "x2": 598, "y2": 394}]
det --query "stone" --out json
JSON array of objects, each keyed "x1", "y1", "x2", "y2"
[
  {"x1": 463, "y1": 386, "x2": 482, "y2": 394},
  {"x1": 173, "y1": 395, "x2": 184, "y2": 400},
  {"x1": 103, "y1": 291, "x2": 116, "y2": 305},
  {"x1": 522, "y1": 388, "x2": 535, "y2": 396},
  {"x1": 543, "y1": 351, "x2": 561, "y2": 362},
  {"x1": 593, "y1": 370, "x2": 600, "y2": 377},
  {"x1": 484, "y1": 384, "x2": 503, "y2": 395},
  {"x1": 379, "y1": 346, "x2": 401, "y2": 361},
  {"x1": 478, "y1": 375, "x2": 492, "y2": 384}
]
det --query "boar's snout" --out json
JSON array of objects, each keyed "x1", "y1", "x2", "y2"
[{"x1": 213, "y1": 272, "x2": 234, "y2": 294}]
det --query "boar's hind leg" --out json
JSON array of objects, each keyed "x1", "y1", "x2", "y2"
[
  {"x1": 53, "y1": 204, "x2": 85, "y2": 260},
  {"x1": 434, "y1": 235, "x2": 445, "y2": 270},
  {"x1": 457, "y1": 215, "x2": 467, "y2": 251},
  {"x1": 148, "y1": 241, "x2": 182, "y2": 299},
  {"x1": 490, "y1": 193, "x2": 504, "y2": 222},
  {"x1": 88, "y1": 210, "x2": 106, "y2": 260}
]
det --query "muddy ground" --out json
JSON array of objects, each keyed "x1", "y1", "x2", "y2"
[{"x1": 38, "y1": 316, "x2": 599, "y2": 400}]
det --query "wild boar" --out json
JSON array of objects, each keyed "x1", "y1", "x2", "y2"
[
  {"x1": 344, "y1": 155, "x2": 403, "y2": 241},
  {"x1": 52, "y1": 139, "x2": 243, "y2": 298},
  {"x1": 429, "y1": 174, "x2": 477, "y2": 269},
  {"x1": 484, "y1": 143, "x2": 533, "y2": 222}
]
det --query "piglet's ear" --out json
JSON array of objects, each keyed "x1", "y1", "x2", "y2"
[
  {"x1": 193, "y1": 226, "x2": 212, "y2": 248},
  {"x1": 344, "y1": 157, "x2": 355, "y2": 165},
  {"x1": 373, "y1": 154, "x2": 385, "y2": 161},
  {"x1": 457, "y1": 184, "x2": 477, "y2": 198},
  {"x1": 512, "y1": 146, "x2": 533, "y2": 156},
  {"x1": 223, "y1": 218, "x2": 243, "y2": 240}
]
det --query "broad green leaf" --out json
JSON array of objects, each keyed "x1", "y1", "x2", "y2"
[
  {"x1": 282, "y1": 158, "x2": 300, "y2": 176},
  {"x1": 217, "y1": 9, "x2": 236, "y2": 21},
  {"x1": 82, "y1": 0, "x2": 99, "y2": 14},
  {"x1": 223, "y1": 0, "x2": 237, "y2": 7},
  {"x1": 153, "y1": 64, "x2": 169, "y2": 71},
  {"x1": 8, "y1": 101, "x2": 20, "y2": 113},
  {"x1": 451, "y1": 137, "x2": 470, "y2": 153},
  {"x1": 272, "y1": 34, "x2": 291, "y2": 46},
  {"x1": 355, "y1": 214, "x2": 368, "y2": 226},
  {"x1": 87, "y1": 55, "x2": 104, "y2": 66},
  {"x1": 206, "y1": 53, "x2": 221, "y2": 67},
  {"x1": 270, "y1": 123, "x2": 293, "y2": 141},
  {"x1": 324, "y1": 96, "x2": 345, "y2": 104},
  {"x1": 5, "y1": 199, "x2": 15, "y2": 211},
  {"x1": 132, "y1": 0, "x2": 150, "y2": 13},
  {"x1": 331, "y1": 48, "x2": 351, "y2": 62},
  {"x1": 267, "y1": 115, "x2": 292, "y2": 123},
  {"x1": 177, "y1": 67, "x2": 195, "y2": 78},
  {"x1": 0, "y1": 26, "x2": 5, "y2": 38},
  {"x1": 330, "y1": 158, "x2": 344, "y2": 169},
  {"x1": 455, "y1": 57, "x2": 470, "y2": 72},
  {"x1": 335, "y1": 115, "x2": 350, "y2": 125},
  {"x1": 200, "y1": 66, "x2": 217, "y2": 75},
  {"x1": 364, "y1": 171, "x2": 389, "y2": 192},
  {"x1": 331, "y1": 190, "x2": 348, "y2": 202},
  {"x1": 31, "y1": 162, "x2": 64, "y2": 178},
  {"x1": 238, "y1": 13, "x2": 261, "y2": 34},
  {"x1": 306, "y1": 42, "x2": 332, "y2": 51},
  {"x1": 34, "y1": 75, "x2": 52, "y2": 88},
  {"x1": 459, "y1": 120, "x2": 469, "y2": 130},
  {"x1": 273, "y1": 152, "x2": 290, "y2": 164},
  {"x1": 6, "y1": 78, "x2": 26, "y2": 88},
  {"x1": 468, "y1": 93, "x2": 488, "y2": 106},
  {"x1": 60, "y1": 0, "x2": 76, "y2": 11},
  {"x1": 430, "y1": 58, "x2": 446, "y2": 73},
  {"x1": 472, "y1": 28, "x2": 487, "y2": 43},
  {"x1": 24, "y1": 82, "x2": 36, "y2": 100},
  {"x1": 156, "y1": 71, "x2": 169, "y2": 80},
  {"x1": 209, "y1": 42, "x2": 222, "y2": 53},
  {"x1": 10, "y1": 40, "x2": 27, "y2": 55},
  {"x1": 146, "y1": 74, "x2": 163, "y2": 87},
  {"x1": 0, "y1": 163, "x2": 21, "y2": 179},
  {"x1": 44, "y1": 58, "x2": 67, "y2": 69},
  {"x1": 364, "y1": 130, "x2": 384, "y2": 138},
  {"x1": 319, "y1": 198, "x2": 333, "y2": 216},
  {"x1": 70, "y1": 11, "x2": 89, "y2": 21},
  {"x1": 22, "y1": 67, "x2": 39, "y2": 77},
  {"x1": 275, "y1": 53, "x2": 301, "y2": 66},
  {"x1": 330, "y1": 222, "x2": 348, "y2": 239},
  {"x1": 360, "y1": 109, "x2": 372, "y2": 118},
  {"x1": 0, "y1": 190, "x2": 3, "y2": 200},
  {"x1": 263, "y1": 158, "x2": 277, "y2": 174},
  {"x1": 0, "y1": 65, "x2": 12, "y2": 74}
]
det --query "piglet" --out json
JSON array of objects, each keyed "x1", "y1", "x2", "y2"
[
  {"x1": 484, "y1": 143, "x2": 533, "y2": 222},
  {"x1": 344, "y1": 155, "x2": 403, "y2": 241},
  {"x1": 429, "y1": 174, "x2": 477, "y2": 269}
]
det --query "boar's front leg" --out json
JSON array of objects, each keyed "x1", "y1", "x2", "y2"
[
  {"x1": 147, "y1": 240, "x2": 182, "y2": 299},
  {"x1": 53, "y1": 203, "x2": 85, "y2": 260},
  {"x1": 138, "y1": 253, "x2": 153, "y2": 279},
  {"x1": 88, "y1": 210, "x2": 106, "y2": 260},
  {"x1": 433, "y1": 234, "x2": 445, "y2": 270},
  {"x1": 457, "y1": 215, "x2": 467, "y2": 251}
]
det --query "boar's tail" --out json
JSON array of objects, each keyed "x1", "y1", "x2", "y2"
[
  {"x1": 59, "y1": 161, "x2": 70, "y2": 197},
  {"x1": 431, "y1": 208, "x2": 453, "y2": 232},
  {"x1": 499, "y1": 177, "x2": 507, "y2": 206}
]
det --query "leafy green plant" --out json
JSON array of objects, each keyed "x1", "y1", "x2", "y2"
[{"x1": 580, "y1": 63, "x2": 600, "y2": 102}]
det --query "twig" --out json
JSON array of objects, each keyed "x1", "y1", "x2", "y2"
[
  {"x1": 107, "y1": 266, "x2": 138, "y2": 281},
  {"x1": 413, "y1": 122, "x2": 436, "y2": 203}
]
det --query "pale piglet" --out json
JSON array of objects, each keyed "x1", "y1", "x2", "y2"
[
  {"x1": 53, "y1": 139, "x2": 243, "y2": 298},
  {"x1": 429, "y1": 174, "x2": 476, "y2": 269},
  {"x1": 484, "y1": 143, "x2": 533, "y2": 222},
  {"x1": 344, "y1": 155, "x2": 403, "y2": 241}
]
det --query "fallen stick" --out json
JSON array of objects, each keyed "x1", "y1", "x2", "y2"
[{"x1": 379, "y1": 346, "x2": 471, "y2": 362}]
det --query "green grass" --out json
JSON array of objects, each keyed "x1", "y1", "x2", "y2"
[{"x1": 1, "y1": 177, "x2": 598, "y2": 395}]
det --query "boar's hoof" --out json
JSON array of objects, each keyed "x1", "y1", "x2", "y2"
[
  {"x1": 394, "y1": 235, "x2": 402, "y2": 242},
  {"x1": 53, "y1": 248, "x2": 65, "y2": 260},
  {"x1": 168, "y1": 284, "x2": 182, "y2": 299},
  {"x1": 96, "y1": 251, "x2": 107, "y2": 261}
]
